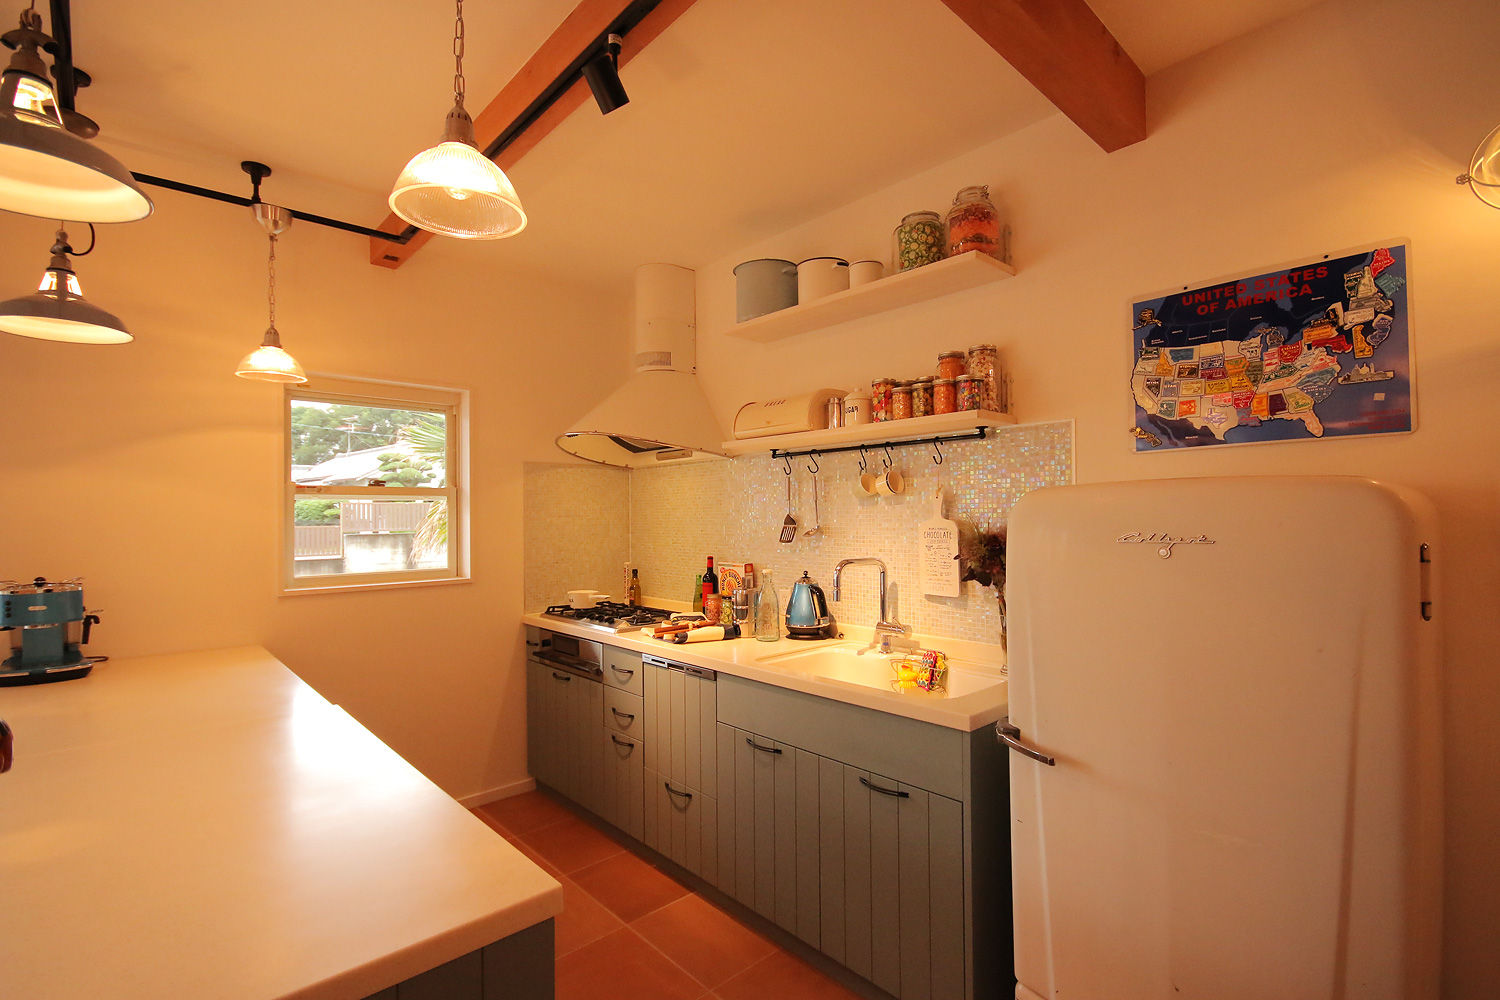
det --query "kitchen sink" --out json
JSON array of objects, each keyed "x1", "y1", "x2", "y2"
[{"x1": 754, "y1": 642, "x2": 1004, "y2": 698}]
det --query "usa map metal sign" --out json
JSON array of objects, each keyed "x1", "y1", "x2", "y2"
[{"x1": 1129, "y1": 245, "x2": 1412, "y2": 450}]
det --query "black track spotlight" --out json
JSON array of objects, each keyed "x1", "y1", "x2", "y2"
[{"x1": 581, "y1": 33, "x2": 629, "y2": 114}]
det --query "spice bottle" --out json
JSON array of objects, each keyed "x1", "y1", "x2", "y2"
[
  {"x1": 893, "y1": 211, "x2": 945, "y2": 271},
  {"x1": 933, "y1": 378, "x2": 957, "y2": 414},
  {"x1": 966, "y1": 343, "x2": 1000, "y2": 412},
  {"x1": 871, "y1": 378, "x2": 896, "y2": 422},
  {"x1": 937, "y1": 350, "x2": 966, "y2": 380},
  {"x1": 945, "y1": 185, "x2": 1002, "y2": 258}
]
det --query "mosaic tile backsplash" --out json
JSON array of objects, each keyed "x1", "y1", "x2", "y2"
[
  {"x1": 525, "y1": 421, "x2": 1073, "y2": 643},
  {"x1": 523, "y1": 462, "x2": 631, "y2": 612}
]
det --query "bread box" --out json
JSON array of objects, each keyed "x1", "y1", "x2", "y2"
[{"x1": 733, "y1": 389, "x2": 844, "y2": 439}]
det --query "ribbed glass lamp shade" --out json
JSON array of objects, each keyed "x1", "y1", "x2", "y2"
[
  {"x1": 389, "y1": 140, "x2": 526, "y2": 239},
  {"x1": 1461, "y1": 123, "x2": 1500, "y2": 209},
  {"x1": 0, "y1": 258, "x2": 130, "y2": 344},
  {"x1": 236, "y1": 331, "x2": 307, "y2": 383},
  {"x1": 0, "y1": 64, "x2": 153, "y2": 223}
]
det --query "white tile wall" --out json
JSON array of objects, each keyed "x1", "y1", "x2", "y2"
[{"x1": 522, "y1": 462, "x2": 631, "y2": 611}]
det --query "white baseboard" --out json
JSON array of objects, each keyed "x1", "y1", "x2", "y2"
[{"x1": 458, "y1": 776, "x2": 536, "y2": 809}]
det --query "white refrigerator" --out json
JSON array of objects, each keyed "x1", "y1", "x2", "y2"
[{"x1": 1003, "y1": 477, "x2": 1442, "y2": 1000}]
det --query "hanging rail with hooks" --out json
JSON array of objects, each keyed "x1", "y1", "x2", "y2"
[{"x1": 769, "y1": 426, "x2": 990, "y2": 464}]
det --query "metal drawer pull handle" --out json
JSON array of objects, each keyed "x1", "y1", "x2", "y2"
[
  {"x1": 664, "y1": 781, "x2": 693, "y2": 801},
  {"x1": 859, "y1": 776, "x2": 910, "y2": 798},
  {"x1": 996, "y1": 717, "x2": 1056, "y2": 766},
  {"x1": 611, "y1": 665, "x2": 635, "y2": 678},
  {"x1": 0, "y1": 720, "x2": 12, "y2": 774},
  {"x1": 551, "y1": 672, "x2": 573, "y2": 682},
  {"x1": 610, "y1": 735, "x2": 635, "y2": 751},
  {"x1": 745, "y1": 737, "x2": 783, "y2": 755},
  {"x1": 610, "y1": 707, "x2": 635, "y2": 723}
]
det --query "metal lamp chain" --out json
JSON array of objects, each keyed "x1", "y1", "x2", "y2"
[
  {"x1": 267, "y1": 233, "x2": 278, "y2": 331},
  {"x1": 452, "y1": 0, "x2": 466, "y2": 108}
]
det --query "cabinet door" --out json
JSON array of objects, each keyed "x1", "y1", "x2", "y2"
[
  {"x1": 645, "y1": 768, "x2": 718, "y2": 883},
  {"x1": 528, "y1": 662, "x2": 572, "y2": 792},
  {"x1": 645, "y1": 662, "x2": 717, "y2": 795},
  {"x1": 568, "y1": 675, "x2": 605, "y2": 816},
  {"x1": 601, "y1": 730, "x2": 644, "y2": 842}
]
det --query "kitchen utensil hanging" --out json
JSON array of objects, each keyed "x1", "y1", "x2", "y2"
[
  {"x1": 803, "y1": 454, "x2": 824, "y2": 538},
  {"x1": 779, "y1": 465, "x2": 798, "y2": 542}
]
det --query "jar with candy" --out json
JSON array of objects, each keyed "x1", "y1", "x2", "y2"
[
  {"x1": 910, "y1": 377, "x2": 934, "y2": 417},
  {"x1": 966, "y1": 343, "x2": 999, "y2": 412},
  {"x1": 933, "y1": 378, "x2": 957, "y2": 414},
  {"x1": 956, "y1": 374, "x2": 983, "y2": 411},
  {"x1": 937, "y1": 350, "x2": 966, "y2": 380},
  {"x1": 945, "y1": 185, "x2": 1002, "y2": 258},
  {"x1": 891, "y1": 381, "x2": 913, "y2": 420},
  {"x1": 871, "y1": 378, "x2": 896, "y2": 422},
  {"x1": 893, "y1": 211, "x2": 945, "y2": 271}
]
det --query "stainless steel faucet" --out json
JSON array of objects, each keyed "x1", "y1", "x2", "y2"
[{"x1": 832, "y1": 557, "x2": 911, "y2": 653}]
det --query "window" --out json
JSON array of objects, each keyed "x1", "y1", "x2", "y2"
[{"x1": 283, "y1": 375, "x2": 466, "y2": 592}]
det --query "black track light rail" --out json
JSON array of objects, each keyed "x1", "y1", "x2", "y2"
[{"x1": 113, "y1": 0, "x2": 665, "y2": 249}]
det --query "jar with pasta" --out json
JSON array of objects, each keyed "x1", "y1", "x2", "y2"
[
  {"x1": 966, "y1": 343, "x2": 999, "y2": 412},
  {"x1": 892, "y1": 211, "x2": 945, "y2": 271},
  {"x1": 955, "y1": 374, "x2": 983, "y2": 412},
  {"x1": 910, "y1": 377, "x2": 934, "y2": 418},
  {"x1": 945, "y1": 185, "x2": 1002, "y2": 258},
  {"x1": 933, "y1": 378, "x2": 957, "y2": 414},
  {"x1": 937, "y1": 350, "x2": 966, "y2": 380},
  {"x1": 891, "y1": 381, "x2": 913, "y2": 420},
  {"x1": 871, "y1": 378, "x2": 896, "y2": 422}
]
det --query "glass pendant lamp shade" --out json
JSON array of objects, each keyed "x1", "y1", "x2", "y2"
[
  {"x1": 0, "y1": 11, "x2": 152, "y2": 223},
  {"x1": 389, "y1": 105, "x2": 526, "y2": 239},
  {"x1": 1458, "y1": 123, "x2": 1500, "y2": 209},
  {"x1": 236, "y1": 328, "x2": 307, "y2": 383},
  {"x1": 0, "y1": 230, "x2": 131, "y2": 344}
]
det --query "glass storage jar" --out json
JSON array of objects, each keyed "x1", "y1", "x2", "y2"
[
  {"x1": 945, "y1": 185, "x2": 1002, "y2": 258},
  {"x1": 910, "y1": 377, "x2": 934, "y2": 417},
  {"x1": 966, "y1": 343, "x2": 999, "y2": 412},
  {"x1": 956, "y1": 374, "x2": 983, "y2": 411},
  {"x1": 933, "y1": 378, "x2": 957, "y2": 414},
  {"x1": 891, "y1": 381, "x2": 913, "y2": 420},
  {"x1": 893, "y1": 211, "x2": 945, "y2": 271},
  {"x1": 937, "y1": 350, "x2": 966, "y2": 380},
  {"x1": 871, "y1": 378, "x2": 896, "y2": 422}
]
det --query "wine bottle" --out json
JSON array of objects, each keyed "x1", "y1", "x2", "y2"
[
  {"x1": 703, "y1": 556, "x2": 718, "y2": 594},
  {"x1": 627, "y1": 569, "x2": 642, "y2": 606},
  {"x1": 692, "y1": 574, "x2": 704, "y2": 613}
]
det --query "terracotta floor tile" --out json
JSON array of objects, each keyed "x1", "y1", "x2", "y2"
[
  {"x1": 518, "y1": 815, "x2": 625, "y2": 875},
  {"x1": 556, "y1": 927, "x2": 705, "y2": 1000},
  {"x1": 572, "y1": 851, "x2": 690, "y2": 922},
  {"x1": 632, "y1": 893, "x2": 776, "y2": 989},
  {"x1": 554, "y1": 876, "x2": 624, "y2": 957},
  {"x1": 716, "y1": 950, "x2": 865, "y2": 1000},
  {"x1": 502, "y1": 834, "x2": 563, "y2": 877},
  {"x1": 475, "y1": 789, "x2": 575, "y2": 835}
]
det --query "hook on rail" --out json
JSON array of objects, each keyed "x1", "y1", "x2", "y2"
[
  {"x1": 782, "y1": 454, "x2": 793, "y2": 476},
  {"x1": 932, "y1": 440, "x2": 944, "y2": 465},
  {"x1": 806, "y1": 451, "x2": 820, "y2": 475},
  {"x1": 858, "y1": 446, "x2": 869, "y2": 475},
  {"x1": 882, "y1": 444, "x2": 893, "y2": 469}
]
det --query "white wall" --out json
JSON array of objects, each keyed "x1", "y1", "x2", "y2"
[
  {"x1": 693, "y1": 0, "x2": 1499, "y2": 993},
  {"x1": 0, "y1": 189, "x2": 629, "y2": 803}
]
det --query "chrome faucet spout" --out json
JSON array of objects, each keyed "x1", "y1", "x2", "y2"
[{"x1": 831, "y1": 557, "x2": 909, "y2": 650}]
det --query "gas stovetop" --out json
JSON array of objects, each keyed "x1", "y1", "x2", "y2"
[{"x1": 542, "y1": 602, "x2": 676, "y2": 633}]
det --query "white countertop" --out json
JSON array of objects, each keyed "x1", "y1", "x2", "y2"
[
  {"x1": 0, "y1": 646, "x2": 562, "y2": 1000},
  {"x1": 522, "y1": 613, "x2": 1009, "y2": 731}
]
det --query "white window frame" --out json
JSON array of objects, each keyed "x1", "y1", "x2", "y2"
[{"x1": 281, "y1": 374, "x2": 470, "y2": 595}]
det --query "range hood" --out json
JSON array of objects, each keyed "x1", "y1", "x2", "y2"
[{"x1": 556, "y1": 263, "x2": 727, "y2": 468}]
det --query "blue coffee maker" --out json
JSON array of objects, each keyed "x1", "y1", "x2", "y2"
[{"x1": 0, "y1": 577, "x2": 102, "y2": 685}]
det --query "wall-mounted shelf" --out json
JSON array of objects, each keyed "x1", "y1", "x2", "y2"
[
  {"x1": 720, "y1": 410, "x2": 1016, "y2": 458},
  {"x1": 726, "y1": 251, "x2": 1016, "y2": 344}
]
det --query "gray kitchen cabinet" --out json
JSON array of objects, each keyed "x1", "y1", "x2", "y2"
[
  {"x1": 525, "y1": 660, "x2": 603, "y2": 813},
  {"x1": 600, "y1": 730, "x2": 644, "y2": 842},
  {"x1": 602, "y1": 645, "x2": 644, "y2": 696},
  {"x1": 641, "y1": 654, "x2": 718, "y2": 878},
  {"x1": 643, "y1": 767, "x2": 719, "y2": 882}
]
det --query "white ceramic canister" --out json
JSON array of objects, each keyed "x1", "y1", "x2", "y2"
[
  {"x1": 733, "y1": 258, "x2": 798, "y2": 322},
  {"x1": 842, "y1": 391, "x2": 872, "y2": 425},
  {"x1": 849, "y1": 260, "x2": 885, "y2": 286},
  {"x1": 797, "y1": 257, "x2": 850, "y2": 302}
]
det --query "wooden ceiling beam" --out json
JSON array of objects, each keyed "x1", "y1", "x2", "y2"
[
  {"x1": 370, "y1": 0, "x2": 699, "y2": 269},
  {"x1": 938, "y1": 0, "x2": 1146, "y2": 152}
]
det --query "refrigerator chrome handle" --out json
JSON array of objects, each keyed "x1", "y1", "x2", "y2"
[{"x1": 997, "y1": 717, "x2": 1056, "y2": 766}]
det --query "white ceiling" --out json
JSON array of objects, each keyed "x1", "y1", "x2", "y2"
[{"x1": 67, "y1": 0, "x2": 1320, "y2": 289}]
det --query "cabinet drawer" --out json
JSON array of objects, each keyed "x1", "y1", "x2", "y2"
[
  {"x1": 604, "y1": 687, "x2": 644, "y2": 738},
  {"x1": 600, "y1": 730, "x2": 644, "y2": 843},
  {"x1": 602, "y1": 646, "x2": 644, "y2": 696},
  {"x1": 643, "y1": 768, "x2": 718, "y2": 884}
]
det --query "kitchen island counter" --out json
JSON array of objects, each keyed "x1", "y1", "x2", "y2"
[
  {"x1": 522, "y1": 612, "x2": 1007, "y2": 730},
  {"x1": 0, "y1": 645, "x2": 561, "y2": 1000}
]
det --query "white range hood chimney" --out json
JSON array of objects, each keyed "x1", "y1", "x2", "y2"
[{"x1": 555, "y1": 263, "x2": 728, "y2": 468}]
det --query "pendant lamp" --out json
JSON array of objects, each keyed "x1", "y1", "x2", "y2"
[
  {"x1": 0, "y1": 7, "x2": 151, "y2": 223},
  {"x1": 388, "y1": 0, "x2": 526, "y2": 240},
  {"x1": 0, "y1": 227, "x2": 130, "y2": 343},
  {"x1": 235, "y1": 202, "x2": 307, "y2": 383},
  {"x1": 1457, "y1": 123, "x2": 1500, "y2": 208}
]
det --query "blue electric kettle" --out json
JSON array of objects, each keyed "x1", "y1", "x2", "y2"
[{"x1": 785, "y1": 570, "x2": 837, "y2": 640}]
